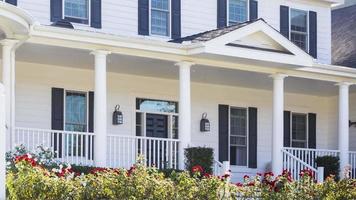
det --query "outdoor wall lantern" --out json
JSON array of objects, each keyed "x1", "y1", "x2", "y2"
[
  {"x1": 113, "y1": 105, "x2": 123, "y2": 125},
  {"x1": 200, "y1": 113, "x2": 210, "y2": 132},
  {"x1": 349, "y1": 120, "x2": 356, "y2": 127}
]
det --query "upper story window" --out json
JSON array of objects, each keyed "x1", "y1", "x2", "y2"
[
  {"x1": 64, "y1": 0, "x2": 89, "y2": 24},
  {"x1": 291, "y1": 113, "x2": 308, "y2": 148},
  {"x1": 151, "y1": 0, "x2": 170, "y2": 36},
  {"x1": 290, "y1": 9, "x2": 308, "y2": 52},
  {"x1": 228, "y1": 0, "x2": 248, "y2": 25}
]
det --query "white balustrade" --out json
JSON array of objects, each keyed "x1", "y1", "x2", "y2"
[
  {"x1": 14, "y1": 127, "x2": 95, "y2": 166},
  {"x1": 213, "y1": 160, "x2": 224, "y2": 176},
  {"x1": 107, "y1": 135, "x2": 179, "y2": 170}
]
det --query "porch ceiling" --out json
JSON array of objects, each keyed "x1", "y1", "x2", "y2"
[{"x1": 8, "y1": 43, "x2": 346, "y2": 97}]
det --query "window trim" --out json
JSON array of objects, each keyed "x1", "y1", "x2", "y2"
[
  {"x1": 63, "y1": 90, "x2": 89, "y2": 133},
  {"x1": 228, "y1": 106, "x2": 249, "y2": 167},
  {"x1": 289, "y1": 8, "x2": 310, "y2": 53},
  {"x1": 290, "y1": 112, "x2": 309, "y2": 148},
  {"x1": 227, "y1": 0, "x2": 249, "y2": 26},
  {"x1": 149, "y1": 0, "x2": 172, "y2": 38},
  {"x1": 63, "y1": 0, "x2": 91, "y2": 25}
]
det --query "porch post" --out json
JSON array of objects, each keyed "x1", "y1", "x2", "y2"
[
  {"x1": 91, "y1": 50, "x2": 111, "y2": 167},
  {"x1": 270, "y1": 73, "x2": 287, "y2": 175},
  {"x1": 1, "y1": 39, "x2": 18, "y2": 151},
  {"x1": 337, "y1": 82, "x2": 351, "y2": 179},
  {"x1": 176, "y1": 61, "x2": 194, "y2": 170},
  {"x1": 0, "y1": 83, "x2": 6, "y2": 200}
]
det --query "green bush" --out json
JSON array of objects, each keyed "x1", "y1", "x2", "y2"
[
  {"x1": 316, "y1": 155, "x2": 340, "y2": 180},
  {"x1": 185, "y1": 147, "x2": 214, "y2": 174}
]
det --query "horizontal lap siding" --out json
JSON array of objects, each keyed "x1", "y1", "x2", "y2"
[{"x1": 14, "y1": 62, "x2": 338, "y2": 172}]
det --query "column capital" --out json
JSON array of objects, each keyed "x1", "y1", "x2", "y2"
[
  {"x1": 335, "y1": 82, "x2": 353, "y2": 87},
  {"x1": 0, "y1": 39, "x2": 20, "y2": 48},
  {"x1": 269, "y1": 73, "x2": 288, "y2": 80},
  {"x1": 90, "y1": 50, "x2": 111, "y2": 56},
  {"x1": 175, "y1": 61, "x2": 195, "y2": 68}
]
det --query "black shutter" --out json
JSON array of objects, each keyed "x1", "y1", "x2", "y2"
[
  {"x1": 87, "y1": 91, "x2": 94, "y2": 160},
  {"x1": 50, "y1": 0, "x2": 63, "y2": 22},
  {"x1": 309, "y1": 11, "x2": 317, "y2": 58},
  {"x1": 284, "y1": 111, "x2": 291, "y2": 147},
  {"x1": 249, "y1": 0, "x2": 258, "y2": 20},
  {"x1": 217, "y1": 0, "x2": 227, "y2": 28},
  {"x1": 308, "y1": 113, "x2": 316, "y2": 149},
  {"x1": 218, "y1": 105, "x2": 229, "y2": 162},
  {"x1": 280, "y1": 5, "x2": 289, "y2": 38},
  {"x1": 171, "y1": 0, "x2": 181, "y2": 39},
  {"x1": 248, "y1": 107, "x2": 257, "y2": 168},
  {"x1": 5, "y1": 0, "x2": 17, "y2": 6},
  {"x1": 51, "y1": 88, "x2": 64, "y2": 158},
  {"x1": 91, "y1": 0, "x2": 102, "y2": 28},
  {"x1": 138, "y1": 0, "x2": 149, "y2": 35}
]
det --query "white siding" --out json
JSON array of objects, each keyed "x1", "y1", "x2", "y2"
[
  {"x1": 14, "y1": 62, "x2": 340, "y2": 180},
  {"x1": 16, "y1": 0, "x2": 332, "y2": 64}
]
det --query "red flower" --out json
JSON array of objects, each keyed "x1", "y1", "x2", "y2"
[
  {"x1": 256, "y1": 173, "x2": 262, "y2": 177},
  {"x1": 14, "y1": 154, "x2": 37, "y2": 167},
  {"x1": 264, "y1": 172, "x2": 274, "y2": 177},
  {"x1": 127, "y1": 165, "x2": 136, "y2": 176},
  {"x1": 191, "y1": 165, "x2": 204, "y2": 173},
  {"x1": 236, "y1": 183, "x2": 243, "y2": 187},
  {"x1": 223, "y1": 173, "x2": 230, "y2": 179},
  {"x1": 243, "y1": 175, "x2": 250, "y2": 179},
  {"x1": 203, "y1": 173, "x2": 212, "y2": 178},
  {"x1": 248, "y1": 182, "x2": 255, "y2": 186}
]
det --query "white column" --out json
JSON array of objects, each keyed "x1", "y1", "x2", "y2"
[
  {"x1": 337, "y1": 82, "x2": 351, "y2": 179},
  {"x1": 1, "y1": 39, "x2": 18, "y2": 151},
  {"x1": 0, "y1": 83, "x2": 6, "y2": 200},
  {"x1": 270, "y1": 73, "x2": 287, "y2": 175},
  {"x1": 176, "y1": 61, "x2": 194, "y2": 170},
  {"x1": 91, "y1": 50, "x2": 111, "y2": 167}
]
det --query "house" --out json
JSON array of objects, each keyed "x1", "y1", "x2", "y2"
[{"x1": 0, "y1": 0, "x2": 355, "y2": 182}]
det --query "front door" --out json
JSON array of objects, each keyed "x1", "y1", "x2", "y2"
[{"x1": 146, "y1": 114, "x2": 168, "y2": 138}]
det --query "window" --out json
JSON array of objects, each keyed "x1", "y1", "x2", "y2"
[
  {"x1": 291, "y1": 113, "x2": 308, "y2": 148},
  {"x1": 290, "y1": 9, "x2": 308, "y2": 51},
  {"x1": 228, "y1": 0, "x2": 248, "y2": 25},
  {"x1": 65, "y1": 91, "x2": 87, "y2": 132},
  {"x1": 151, "y1": 0, "x2": 170, "y2": 36},
  {"x1": 64, "y1": 0, "x2": 89, "y2": 24},
  {"x1": 230, "y1": 107, "x2": 248, "y2": 166}
]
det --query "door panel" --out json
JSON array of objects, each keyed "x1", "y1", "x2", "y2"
[{"x1": 146, "y1": 114, "x2": 168, "y2": 138}]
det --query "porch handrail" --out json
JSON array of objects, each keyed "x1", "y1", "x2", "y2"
[
  {"x1": 282, "y1": 148, "x2": 318, "y2": 181},
  {"x1": 15, "y1": 127, "x2": 95, "y2": 136},
  {"x1": 349, "y1": 151, "x2": 356, "y2": 179},
  {"x1": 283, "y1": 147, "x2": 340, "y2": 153},
  {"x1": 107, "y1": 134, "x2": 179, "y2": 170},
  {"x1": 213, "y1": 160, "x2": 223, "y2": 176}
]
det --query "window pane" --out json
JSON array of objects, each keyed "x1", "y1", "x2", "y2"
[
  {"x1": 172, "y1": 116, "x2": 179, "y2": 139},
  {"x1": 152, "y1": 0, "x2": 169, "y2": 10},
  {"x1": 136, "y1": 98, "x2": 178, "y2": 113},
  {"x1": 230, "y1": 107, "x2": 247, "y2": 166},
  {"x1": 229, "y1": 0, "x2": 247, "y2": 25},
  {"x1": 65, "y1": 0, "x2": 88, "y2": 19},
  {"x1": 291, "y1": 33, "x2": 307, "y2": 50},
  {"x1": 292, "y1": 113, "x2": 307, "y2": 148},
  {"x1": 290, "y1": 9, "x2": 308, "y2": 51},
  {"x1": 151, "y1": 10, "x2": 169, "y2": 36},
  {"x1": 65, "y1": 92, "x2": 87, "y2": 132}
]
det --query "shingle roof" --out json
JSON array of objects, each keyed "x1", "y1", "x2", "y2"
[
  {"x1": 332, "y1": 5, "x2": 356, "y2": 68},
  {"x1": 170, "y1": 18, "x2": 263, "y2": 43}
]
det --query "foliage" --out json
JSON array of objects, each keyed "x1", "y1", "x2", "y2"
[
  {"x1": 316, "y1": 155, "x2": 340, "y2": 180},
  {"x1": 185, "y1": 147, "x2": 214, "y2": 174}
]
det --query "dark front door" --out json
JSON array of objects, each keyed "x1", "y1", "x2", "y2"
[
  {"x1": 146, "y1": 114, "x2": 168, "y2": 138},
  {"x1": 145, "y1": 114, "x2": 168, "y2": 168}
]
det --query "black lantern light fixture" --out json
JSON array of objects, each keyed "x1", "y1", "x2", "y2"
[
  {"x1": 200, "y1": 112, "x2": 210, "y2": 132},
  {"x1": 349, "y1": 120, "x2": 356, "y2": 127},
  {"x1": 112, "y1": 105, "x2": 123, "y2": 125}
]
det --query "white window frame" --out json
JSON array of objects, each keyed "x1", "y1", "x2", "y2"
[
  {"x1": 149, "y1": 0, "x2": 172, "y2": 38},
  {"x1": 63, "y1": 0, "x2": 91, "y2": 25},
  {"x1": 228, "y1": 106, "x2": 249, "y2": 167},
  {"x1": 290, "y1": 112, "x2": 308, "y2": 148},
  {"x1": 227, "y1": 0, "x2": 249, "y2": 26},
  {"x1": 289, "y1": 8, "x2": 309, "y2": 52},
  {"x1": 63, "y1": 90, "x2": 89, "y2": 133}
]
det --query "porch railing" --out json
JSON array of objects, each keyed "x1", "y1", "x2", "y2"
[
  {"x1": 283, "y1": 147, "x2": 340, "y2": 169},
  {"x1": 107, "y1": 135, "x2": 179, "y2": 170},
  {"x1": 14, "y1": 127, "x2": 95, "y2": 166},
  {"x1": 350, "y1": 151, "x2": 356, "y2": 179},
  {"x1": 282, "y1": 148, "x2": 320, "y2": 181}
]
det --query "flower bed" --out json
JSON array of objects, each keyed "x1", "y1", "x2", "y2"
[{"x1": 5, "y1": 146, "x2": 356, "y2": 200}]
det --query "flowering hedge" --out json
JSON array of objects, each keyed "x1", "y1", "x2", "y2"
[{"x1": 5, "y1": 146, "x2": 356, "y2": 200}]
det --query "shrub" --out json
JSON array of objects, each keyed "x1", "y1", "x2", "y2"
[
  {"x1": 185, "y1": 147, "x2": 214, "y2": 174},
  {"x1": 316, "y1": 155, "x2": 340, "y2": 180}
]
